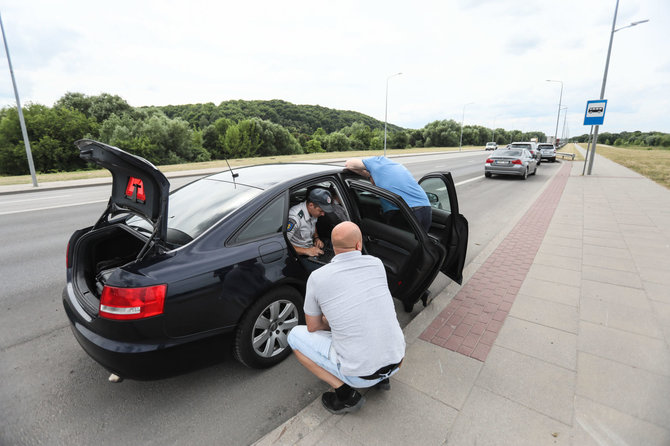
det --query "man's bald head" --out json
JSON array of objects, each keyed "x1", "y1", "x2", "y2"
[{"x1": 331, "y1": 221, "x2": 363, "y2": 254}]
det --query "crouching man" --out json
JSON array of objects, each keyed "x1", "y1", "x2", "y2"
[{"x1": 287, "y1": 221, "x2": 405, "y2": 414}]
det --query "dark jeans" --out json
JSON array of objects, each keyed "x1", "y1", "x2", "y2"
[
  {"x1": 384, "y1": 206, "x2": 432, "y2": 233},
  {"x1": 412, "y1": 206, "x2": 432, "y2": 232}
]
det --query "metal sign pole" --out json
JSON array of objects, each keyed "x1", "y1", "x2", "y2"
[{"x1": 582, "y1": 125, "x2": 594, "y2": 175}]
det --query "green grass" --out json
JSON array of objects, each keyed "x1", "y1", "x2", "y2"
[
  {"x1": 591, "y1": 144, "x2": 670, "y2": 190},
  {"x1": 0, "y1": 146, "x2": 481, "y2": 186}
]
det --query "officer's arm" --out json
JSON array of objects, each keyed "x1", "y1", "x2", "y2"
[{"x1": 293, "y1": 244, "x2": 323, "y2": 257}]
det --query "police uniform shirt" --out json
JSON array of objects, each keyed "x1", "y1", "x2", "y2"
[{"x1": 287, "y1": 201, "x2": 317, "y2": 248}]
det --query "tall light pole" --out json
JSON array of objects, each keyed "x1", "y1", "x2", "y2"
[
  {"x1": 459, "y1": 102, "x2": 474, "y2": 151},
  {"x1": 561, "y1": 106, "x2": 568, "y2": 144},
  {"x1": 546, "y1": 79, "x2": 563, "y2": 144},
  {"x1": 0, "y1": 12, "x2": 38, "y2": 187},
  {"x1": 383, "y1": 72, "x2": 402, "y2": 156},
  {"x1": 587, "y1": 0, "x2": 648, "y2": 175}
]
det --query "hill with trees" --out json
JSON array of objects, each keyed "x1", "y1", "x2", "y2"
[{"x1": 0, "y1": 92, "x2": 569, "y2": 175}]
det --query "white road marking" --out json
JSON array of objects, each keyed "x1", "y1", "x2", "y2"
[
  {"x1": 1, "y1": 194, "x2": 71, "y2": 204},
  {"x1": 0, "y1": 199, "x2": 107, "y2": 216}
]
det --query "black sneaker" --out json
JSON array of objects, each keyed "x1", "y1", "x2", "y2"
[
  {"x1": 321, "y1": 390, "x2": 366, "y2": 414},
  {"x1": 374, "y1": 378, "x2": 391, "y2": 391}
]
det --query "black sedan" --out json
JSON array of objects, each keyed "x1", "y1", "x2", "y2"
[{"x1": 63, "y1": 140, "x2": 468, "y2": 379}]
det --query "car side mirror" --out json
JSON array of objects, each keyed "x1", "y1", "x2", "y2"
[{"x1": 426, "y1": 192, "x2": 440, "y2": 208}]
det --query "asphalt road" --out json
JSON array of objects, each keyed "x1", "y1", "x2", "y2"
[{"x1": 0, "y1": 152, "x2": 565, "y2": 445}]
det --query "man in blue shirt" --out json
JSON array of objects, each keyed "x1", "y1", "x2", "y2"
[{"x1": 345, "y1": 156, "x2": 432, "y2": 231}]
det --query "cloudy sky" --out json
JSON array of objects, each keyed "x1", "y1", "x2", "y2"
[{"x1": 1, "y1": 0, "x2": 668, "y2": 137}]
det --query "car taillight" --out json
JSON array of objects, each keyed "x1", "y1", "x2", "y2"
[
  {"x1": 512, "y1": 159, "x2": 522, "y2": 165},
  {"x1": 99, "y1": 284, "x2": 167, "y2": 320},
  {"x1": 486, "y1": 158, "x2": 493, "y2": 163}
]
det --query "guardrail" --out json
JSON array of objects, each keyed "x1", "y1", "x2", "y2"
[{"x1": 556, "y1": 152, "x2": 575, "y2": 160}]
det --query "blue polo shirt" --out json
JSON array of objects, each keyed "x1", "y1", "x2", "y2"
[{"x1": 363, "y1": 156, "x2": 430, "y2": 211}]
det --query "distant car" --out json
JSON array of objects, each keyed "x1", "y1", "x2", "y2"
[
  {"x1": 537, "y1": 143, "x2": 557, "y2": 162},
  {"x1": 485, "y1": 142, "x2": 497, "y2": 151},
  {"x1": 485, "y1": 148, "x2": 538, "y2": 180},
  {"x1": 509, "y1": 142, "x2": 541, "y2": 165},
  {"x1": 63, "y1": 140, "x2": 469, "y2": 379}
]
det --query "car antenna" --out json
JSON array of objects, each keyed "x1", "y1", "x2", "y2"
[{"x1": 223, "y1": 153, "x2": 239, "y2": 185}]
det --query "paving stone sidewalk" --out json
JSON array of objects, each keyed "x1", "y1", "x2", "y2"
[{"x1": 255, "y1": 151, "x2": 670, "y2": 446}]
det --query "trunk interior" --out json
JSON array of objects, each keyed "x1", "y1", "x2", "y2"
[{"x1": 72, "y1": 224, "x2": 148, "y2": 315}]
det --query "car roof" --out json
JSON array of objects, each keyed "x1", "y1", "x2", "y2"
[{"x1": 206, "y1": 163, "x2": 343, "y2": 190}]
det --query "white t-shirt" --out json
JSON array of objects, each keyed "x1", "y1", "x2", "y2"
[{"x1": 304, "y1": 250, "x2": 406, "y2": 376}]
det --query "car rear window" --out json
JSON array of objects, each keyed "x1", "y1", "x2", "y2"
[
  {"x1": 510, "y1": 144, "x2": 530, "y2": 149},
  {"x1": 497, "y1": 150, "x2": 522, "y2": 157},
  {"x1": 128, "y1": 178, "x2": 263, "y2": 240}
]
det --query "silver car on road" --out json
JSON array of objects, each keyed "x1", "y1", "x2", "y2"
[{"x1": 485, "y1": 149, "x2": 538, "y2": 180}]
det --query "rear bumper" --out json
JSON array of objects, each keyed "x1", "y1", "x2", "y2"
[
  {"x1": 484, "y1": 165, "x2": 526, "y2": 176},
  {"x1": 62, "y1": 286, "x2": 225, "y2": 379}
]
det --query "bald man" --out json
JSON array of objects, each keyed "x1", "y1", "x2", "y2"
[{"x1": 287, "y1": 222, "x2": 406, "y2": 414}]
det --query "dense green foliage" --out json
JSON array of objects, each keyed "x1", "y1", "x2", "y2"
[
  {"x1": 573, "y1": 131, "x2": 670, "y2": 148},
  {"x1": 11, "y1": 91, "x2": 664, "y2": 176}
]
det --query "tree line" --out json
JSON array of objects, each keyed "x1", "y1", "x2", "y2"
[
  {"x1": 1, "y1": 92, "x2": 554, "y2": 175},
  {"x1": 573, "y1": 131, "x2": 670, "y2": 148}
]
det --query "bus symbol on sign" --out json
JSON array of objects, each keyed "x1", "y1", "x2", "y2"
[{"x1": 584, "y1": 100, "x2": 607, "y2": 126}]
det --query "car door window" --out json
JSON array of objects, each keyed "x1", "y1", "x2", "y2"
[
  {"x1": 234, "y1": 193, "x2": 287, "y2": 244},
  {"x1": 418, "y1": 177, "x2": 452, "y2": 214}
]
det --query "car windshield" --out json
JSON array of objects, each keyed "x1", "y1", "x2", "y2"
[
  {"x1": 127, "y1": 178, "x2": 263, "y2": 240},
  {"x1": 497, "y1": 150, "x2": 522, "y2": 157}
]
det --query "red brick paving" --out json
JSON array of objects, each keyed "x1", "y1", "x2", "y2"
[{"x1": 419, "y1": 162, "x2": 572, "y2": 361}]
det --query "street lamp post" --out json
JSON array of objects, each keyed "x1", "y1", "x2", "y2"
[
  {"x1": 384, "y1": 72, "x2": 402, "y2": 156},
  {"x1": 546, "y1": 79, "x2": 563, "y2": 145},
  {"x1": 459, "y1": 102, "x2": 474, "y2": 151},
  {"x1": 0, "y1": 12, "x2": 38, "y2": 187},
  {"x1": 587, "y1": 0, "x2": 648, "y2": 175},
  {"x1": 561, "y1": 107, "x2": 568, "y2": 143}
]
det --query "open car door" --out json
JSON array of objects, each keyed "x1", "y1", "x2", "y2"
[
  {"x1": 418, "y1": 172, "x2": 469, "y2": 284},
  {"x1": 345, "y1": 180, "x2": 446, "y2": 312}
]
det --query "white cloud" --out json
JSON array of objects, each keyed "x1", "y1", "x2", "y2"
[{"x1": 0, "y1": 0, "x2": 667, "y2": 136}]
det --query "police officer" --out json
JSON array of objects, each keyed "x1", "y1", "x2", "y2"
[{"x1": 287, "y1": 188, "x2": 334, "y2": 257}]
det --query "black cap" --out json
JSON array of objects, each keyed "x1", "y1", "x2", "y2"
[{"x1": 308, "y1": 189, "x2": 334, "y2": 212}]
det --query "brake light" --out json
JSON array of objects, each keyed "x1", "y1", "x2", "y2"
[
  {"x1": 100, "y1": 284, "x2": 167, "y2": 320},
  {"x1": 485, "y1": 158, "x2": 493, "y2": 163},
  {"x1": 512, "y1": 159, "x2": 522, "y2": 165}
]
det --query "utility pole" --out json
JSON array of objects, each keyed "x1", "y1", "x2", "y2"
[{"x1": 0, "y1": 12, "x2": 38, "y2": 187}]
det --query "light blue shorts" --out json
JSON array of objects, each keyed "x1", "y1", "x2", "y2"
[{"x1": 287, "y1": 326, "x2": 399, "y2": 389}]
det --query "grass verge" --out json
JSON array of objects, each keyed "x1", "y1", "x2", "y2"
[{"x1": 590, "y1": 144, "x2": 670, "y2": 190}]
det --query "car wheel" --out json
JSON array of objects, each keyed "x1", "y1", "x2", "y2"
[
  {"x1": 532, "y1": 164, "x2": 537, "y2": 175},
  {"x1": 234, "y1": 286, "x2": 303, "y2": 368},
  {"x1": 522, "y1": 168, "x2": 528, "y2": 180},
  {"x1": 485, "y1": 172, "x2": 492, "y2": 178}
]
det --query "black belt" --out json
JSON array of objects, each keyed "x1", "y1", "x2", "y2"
[{"x1": 359, "y1": 359, "x2": 403, "y2": 380}]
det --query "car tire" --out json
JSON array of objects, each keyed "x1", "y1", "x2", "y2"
[
  {"x1": 485, "y1": 172, "x2": 492, "y2": 178},
  {"x1": 522, "y1": 168, "x2": 528, "y2": 180},
  {"x1": 234, "y1": 286, "x2": 304, "y2": 369},
  {"x1": 532, "y1": 164, "x2": 537, "y2": 175}
]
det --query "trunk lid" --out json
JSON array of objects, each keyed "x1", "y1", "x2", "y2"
[{"x1": 76, "y1": 139, "x2": 170, "y2": 244}]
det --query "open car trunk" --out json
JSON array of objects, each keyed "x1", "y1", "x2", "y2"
[{"x1": 70, "y1": 224, "x2": 149, "y2": 316}]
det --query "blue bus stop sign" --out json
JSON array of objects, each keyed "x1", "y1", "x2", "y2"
[{"x1": 584, "y1": 100, "x2": 607, "y2": 125}]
